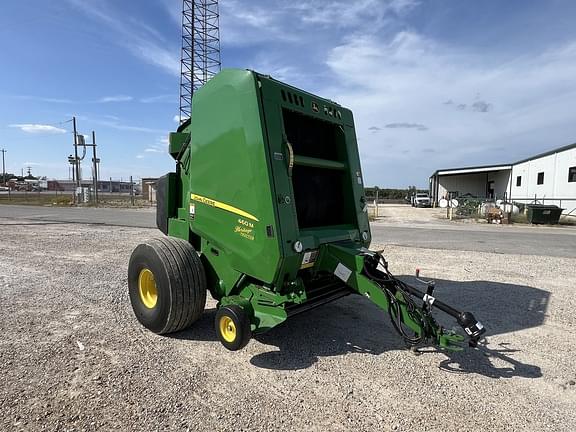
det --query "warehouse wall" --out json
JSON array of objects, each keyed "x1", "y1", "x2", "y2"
[{"x1": 511, "y1": 147, "x2": 576, "y2": 213}]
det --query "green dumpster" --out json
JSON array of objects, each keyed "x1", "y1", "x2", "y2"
[{"x1": 526, "y1": 204, "x2": 563, "y2": 224}]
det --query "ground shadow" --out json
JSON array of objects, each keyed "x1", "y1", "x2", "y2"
[
  {"x1": 248, "y1": 276, "x2": 548, "y2": 377},
  {"x1": 413, "y1": 276, "x2": 549, "y2": 337},
  {"x1": 435, "y1": 341, "x2": 542, "y2": 378},
  {"x1": 167, "y1": 307, "x2": 219, "y2": 342},
  {"x1": 167, "y1": 277, "x2": 547, "y2": 378}
]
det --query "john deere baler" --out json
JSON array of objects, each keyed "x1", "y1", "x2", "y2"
[{"x1": 128, "y1": 69, "x2": 485, "y2": 351}]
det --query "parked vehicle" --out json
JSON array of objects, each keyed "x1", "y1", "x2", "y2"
[{"x1": 412, "y1": 192, "x2": 431, "y2": 207}]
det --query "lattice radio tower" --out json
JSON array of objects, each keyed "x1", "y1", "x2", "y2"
[{"x1": 179, "y1": 0, "x2": 221, "y2": 123}]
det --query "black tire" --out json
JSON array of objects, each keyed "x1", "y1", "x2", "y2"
[
  {"x1": 128, "y1": 237, "x2": 207, "y2": 334},
  {"x1": 215, "y1": 305, "x2": 252, "y2": 351}
]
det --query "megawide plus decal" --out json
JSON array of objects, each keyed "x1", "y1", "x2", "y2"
[{"x1": 191, "y1": 193, "x2": 259, "y2": 222}]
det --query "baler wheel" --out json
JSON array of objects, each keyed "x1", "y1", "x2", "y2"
[
  {"x1": 128, "y1": 237, "x2": 207, "y2": 334},
  {"x1": 215, "y1": 305, "x2": 252, "y2": 351}
]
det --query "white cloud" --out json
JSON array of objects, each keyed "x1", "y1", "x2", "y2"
[
  {"x1": 219, "y1": 1, "x2": 289, "y2": 47},
  {"x1": 9, "y1": 124, "x2": 67, "y2": 134},
  {"x1": 88, "y1": 117, "x2": 165, "y2": 134},
  {"x1": 219, "y1": 0, "x2": 418, "y2": 49},
  {"x1": 98, "y1": 95, "x2": 133, "y2": 103},
  {"x1": 144, "y1": 139, "x2": 169, "y2": 154},
  {"x1": 136, "y1": 154, "x2": 145, "y2": 159},
  {"x1": 13, "y1": 95, "x2": 73, "y2": 104},
  {"x1": 321, "y1": 31, "x2": 576, "y2": 184},
  {"x1": 140, "y1": 94, "x2": 174, "y2": 104},
  {"x1": 130, "y1": 40, "x2": 179, "y2": 76},
  {"x1": 288, "y1": 0, "x2": 417, "y2": 28},
  {"x1": 173, "y1": 115, "x2": 181, "y2": 123},
  {"x1": 65, "y1": 0, "x2": 179, "y2": 76}
]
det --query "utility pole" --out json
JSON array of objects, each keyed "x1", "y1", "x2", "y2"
[
  {"x1": 1, "y1": 149, "x2": 6, "y2": 185},
  {"x1": 72, "y1": 116, "x2": 80, "y2": 203},
  {"x1": 374, "y1": 186, "x2": 379, "y2": 218},
  {"x1": 90, "y1": 131, "x2": 100, "y2": 206},
  {"x1": 130, "y1": 175, "x2": 134, "y2": 206}
]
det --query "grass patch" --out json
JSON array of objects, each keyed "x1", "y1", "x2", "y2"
[
  {"x1": 511, "y1": 213, "x2": 529, "y2": 224},
  {"x1": 0, "y1": 194, "x2": 73, "y2": 206},
  {"x1": 0, "y1": 193, "x2": 152, "y2": 208}
]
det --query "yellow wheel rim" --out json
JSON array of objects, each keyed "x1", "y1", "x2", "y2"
[
  {"x1": 138, "y1": 268, "x2": 158, "y2": 309},
  {"x1": 219, "y1": 316, "x2": 237, "y2": 343}
]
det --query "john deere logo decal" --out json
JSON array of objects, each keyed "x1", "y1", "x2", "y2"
[{"x1": 311, "y1": 101, "x2": 319, "y2": 112}]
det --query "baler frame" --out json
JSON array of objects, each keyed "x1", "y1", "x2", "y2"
[{"x1": 128, "y1": 69, "x2": 485, "y2": 352}]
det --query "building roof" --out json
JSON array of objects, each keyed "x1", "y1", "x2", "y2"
[
  {"x1": 514, "y1": 142, "x2": 576, "y2": 165},
  {"x1": 430, "y1": 164, "x2": 512, "y2": 177},
  {"x1": 430, "y1": 142, "x2": 576, "y2": 178}
]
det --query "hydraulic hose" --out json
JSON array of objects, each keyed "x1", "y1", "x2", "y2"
[{"x1": 362, "y1": 252, "x2": 486, "y2": 344}]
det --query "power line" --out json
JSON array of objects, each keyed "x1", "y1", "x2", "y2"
[
  {"x1": 19, "y1": 118, "x2": 74, "y2": 128},
  {"x1": 46, "y1": 118, "x2": 74, "y2": 127}
]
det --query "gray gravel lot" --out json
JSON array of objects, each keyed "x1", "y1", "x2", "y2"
[{"x1": 1, "y1": 222, "x2": 575, "y2": 431}]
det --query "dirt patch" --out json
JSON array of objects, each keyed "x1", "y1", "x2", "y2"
[{"x1": 369, "y1": 204, "x2": 449, "y2": 225}]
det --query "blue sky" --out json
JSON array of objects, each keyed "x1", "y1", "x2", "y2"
[{"x1": 1, "y1": 0, "x2": 576, "y2": 187}]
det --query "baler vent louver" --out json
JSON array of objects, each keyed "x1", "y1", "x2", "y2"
[{"x1": 281, "y1": 89, "x2": 304, "y2": 107}]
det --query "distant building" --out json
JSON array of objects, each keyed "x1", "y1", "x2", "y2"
[
  {"x1": 141, "y1": 178, "x2": 158, "y2": 203},
  {"x1": 47, "y1": 179, "x2": 135, "y2": 193},
  {"x1": 430, "y1": 143, "x2": 576, "y2": 213},
  {"x1": 8, "y1": 175, "x2": 41, "y2": 191}
]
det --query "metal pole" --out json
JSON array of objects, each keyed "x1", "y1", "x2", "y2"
[
  {"x1": 1, "y1": 149, "x2": 6, "y2": 185},
  {"x1": 73, "y1": 117, "x2": 80, "y2": 204},
  {"x1": 92, "y1": 131, "x2": 99, "y2": 206},
  {"x1": 130, "y1": 175, "x2": 134, "y2": 206}
]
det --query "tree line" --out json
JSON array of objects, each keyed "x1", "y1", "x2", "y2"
[{"x1": 364, "y1": 186, "x2": 428, "y2": 200}]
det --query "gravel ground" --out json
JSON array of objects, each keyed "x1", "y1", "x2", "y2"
[{"x1": 1, "y1": 222, "x2": 575, "y2": 431}]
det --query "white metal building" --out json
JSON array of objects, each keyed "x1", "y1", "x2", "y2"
[{"x1": 429, "y1": 143, "x2": 576, "y2": 214}]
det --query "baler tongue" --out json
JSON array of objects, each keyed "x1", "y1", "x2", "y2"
[{"x1": 316, "y1": 244, "x2": 486, "y2": 350}]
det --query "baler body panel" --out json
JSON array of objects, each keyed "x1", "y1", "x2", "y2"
[
  {"x1": 177, "y1": 69, "x2": 370, "y2": 298},
  {"x1": 154, "y1": 69, "x2": 485, "y2": 349},
  {"x1": 185, "y1": 70, "x2": 282, "y2": 290}
]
